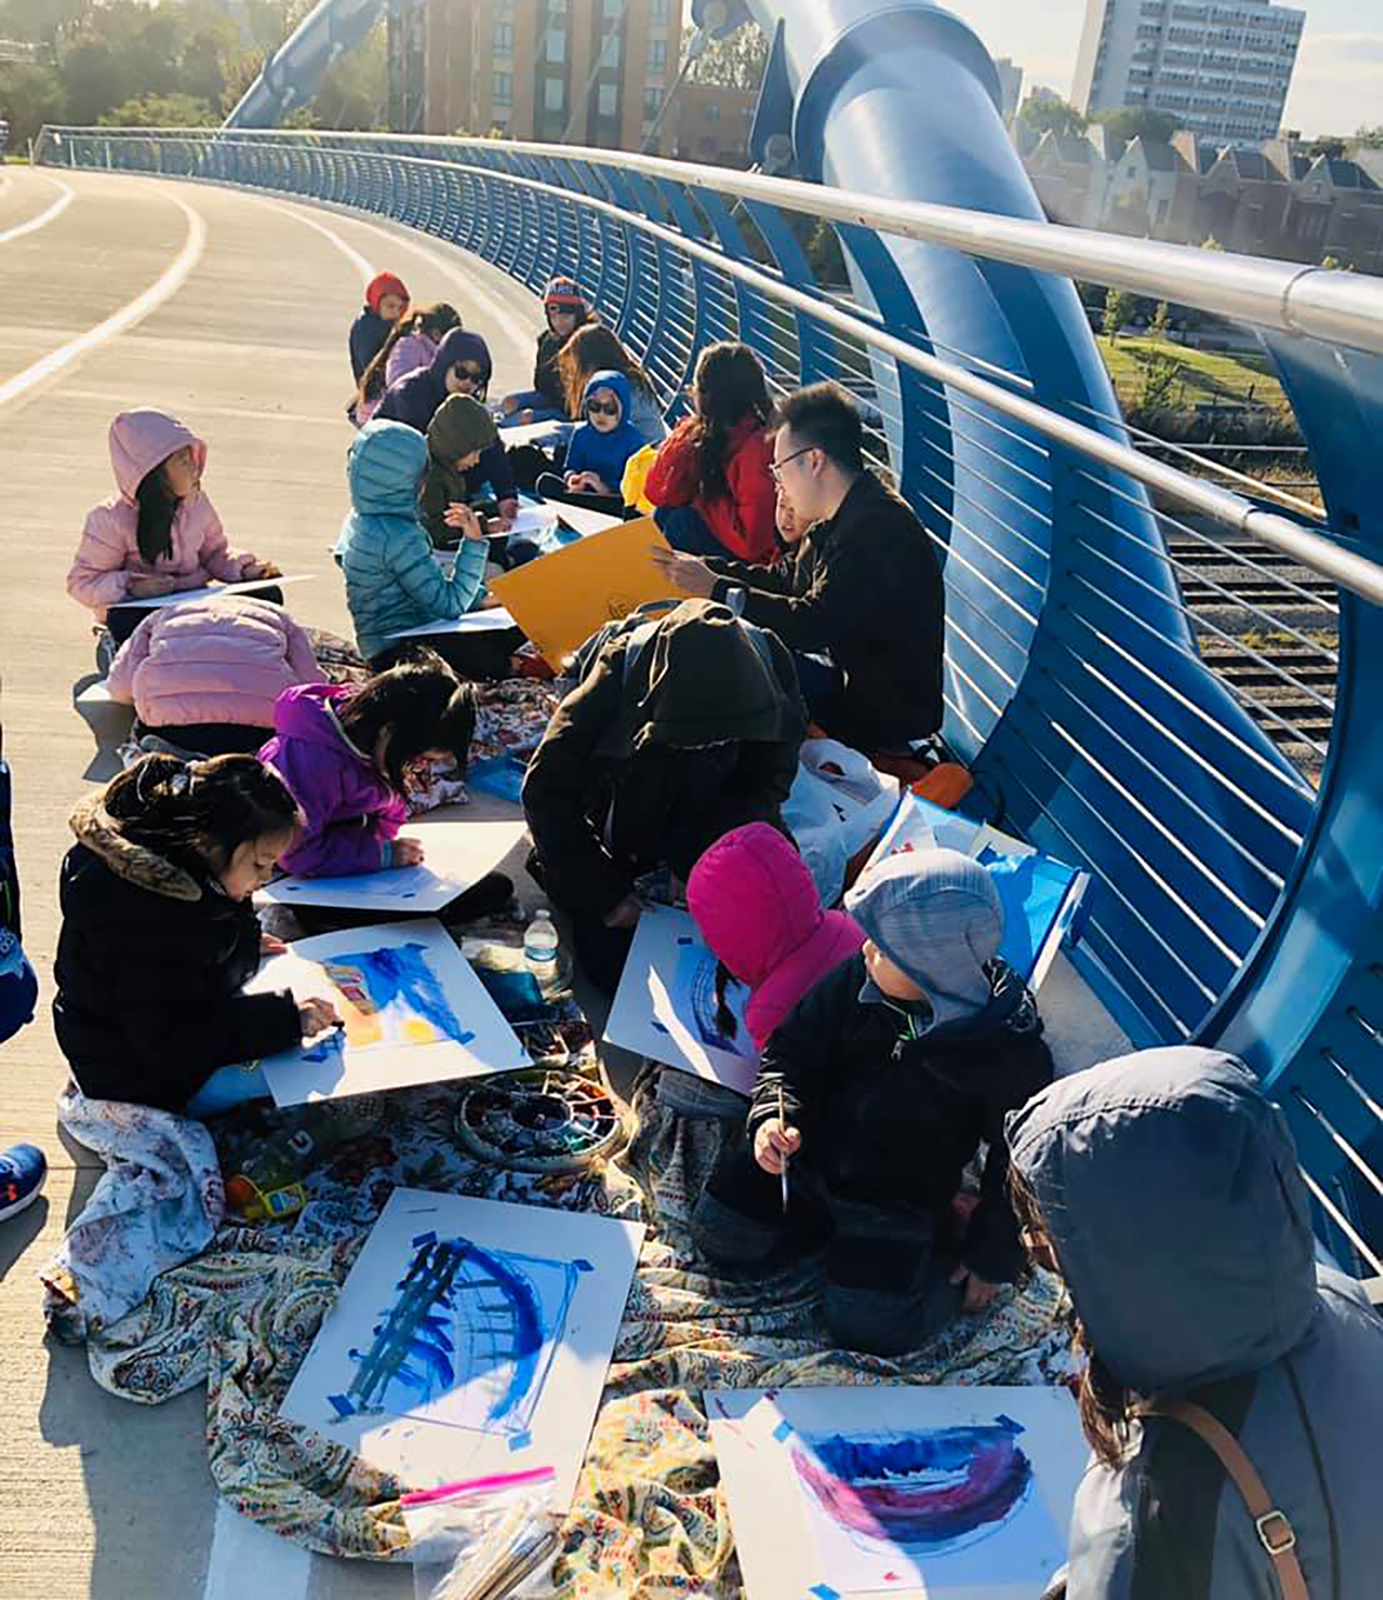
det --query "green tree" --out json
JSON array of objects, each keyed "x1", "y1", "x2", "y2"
[
  {"x1": 685, "y1": 25, "x2": 768, "y2": 93},
  {"x1": 1307, "y1": 136, "x2": 1346, "y2": 161},
  {"x1": 1354, "y1": 125, "x2": 1383, "y2": 150},
  {"x1": 1015, "y1": 96, "x2": 1087, "y2": 150},
  {"x1": 1103, "y1": 286, "x2": 1136, "y2": 342},
  {"x1": 0, "y1": 60, "x2": 66, "y2": 146},
  {"x1": 1136, "y1": 351, "x2": 1179, "y2": 421},
  {"x1": 1151, "y1": 300, "x2": 1171, "y2": 338},
  {"x1": 99, "y1": 91, "x2": 218, "y2": 127},
  {"x1": 1093, "y1": 107, "x2": 1181, "y2": 156}
]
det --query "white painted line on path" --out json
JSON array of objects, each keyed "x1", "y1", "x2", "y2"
[
  {"x1": 201, "y1": 1502, "x2": 314, "y2": 1600},
  {"x1": 345, "y1": 213, "x2": 534, "y2": 363},
  {"x1": 0, "y1": 176, "x2": 75, "y2": 244},
  {"x1": 273, "y1": 202, "x2": 375, "y2": 285},
  {"x1": 0, "y1": 195, "x2": 207, "y2": 412},
  {"x1": 259, "y1": 192, "x2": 533, "y2": 364}
]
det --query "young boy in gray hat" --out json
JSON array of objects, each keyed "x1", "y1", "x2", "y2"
[{"x1": 690, "y1": 846, "x2": 1054, "y2": 1355}]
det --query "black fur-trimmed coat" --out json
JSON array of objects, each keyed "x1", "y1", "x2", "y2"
[{"x1": 52, "y1": 792, "x2": 302, "y2": 1112}]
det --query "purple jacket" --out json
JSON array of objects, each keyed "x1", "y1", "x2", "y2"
[
  {"x1": 375, "y1": 329, "x2": 493, "y2": 434},
  {"x1": 259, "y1": 683, "x2": 409, "y2": 877}
]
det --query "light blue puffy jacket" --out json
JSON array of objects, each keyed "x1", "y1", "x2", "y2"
[{"x1": 334, "y1": 420, "x2": 488, "y2": 661}]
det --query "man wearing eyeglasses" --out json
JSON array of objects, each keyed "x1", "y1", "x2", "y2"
[{"x1": 652, "y1": 381, "x2": 944, "y2": 755}]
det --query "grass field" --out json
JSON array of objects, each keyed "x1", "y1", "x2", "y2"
[{"x1": 1096, "y1": 334, "x2": 1290, "y2": 414}]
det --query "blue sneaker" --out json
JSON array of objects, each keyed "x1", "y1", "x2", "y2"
[{"x1": 0, "y1": 1143, "x2": 46, "y2": 1221}]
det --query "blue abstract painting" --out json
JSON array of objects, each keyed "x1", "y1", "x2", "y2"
[
  {"x1": 672, "y1": 944, "x2": 756, "y2": 1062},
  {"x1": 331, "y1": 1231, "x2": 578, "y2": 1436}
]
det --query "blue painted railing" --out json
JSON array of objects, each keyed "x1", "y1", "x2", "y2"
[{"x1": 37, "y1": 114, "x2": 1383, "y2": 1272}]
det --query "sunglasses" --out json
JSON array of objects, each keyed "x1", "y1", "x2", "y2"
[
  {"x1": 585, "y1": 399, "x2": 620, "y2": 417},
  {"x1": 452, "y1": 365, "x2": 486, "y2": 383},
  {"x1": 769, "y1": 444, "x2": 815, "y2": 482}
]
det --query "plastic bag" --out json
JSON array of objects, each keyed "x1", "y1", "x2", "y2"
[
  {"x1": 784, "y1": 739, "x2": 900, "y2": 905},
  {"x1": 407, "y1": 1479, "x2": 560, "y2": 1600}
]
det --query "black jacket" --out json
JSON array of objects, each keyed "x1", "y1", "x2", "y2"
[
  {"x1": 533, "y1": 329, "x2": 568, "y2": 414},
  {"x1": 749, "y1": 954, "x2": 1052, "y2": 1283},
  {"x1": 707, "y1": 471, "x2": 945, "y2": 751},
  {"x1": 52, "y1": 792, "x2": 303, "y2": 1112},
  {"x1": 522, "y1": 599, "x2": 807, "y2": 918},
  {"x1": 349, "y1": 306, "x2": 391, "y2": 383}
]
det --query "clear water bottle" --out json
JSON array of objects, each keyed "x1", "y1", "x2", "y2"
[{"x1": 524, "y1": 906, "x2": 562, "y2": 994}]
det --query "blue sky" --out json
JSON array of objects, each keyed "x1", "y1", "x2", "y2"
[{"x1": 943, "y1": 0, "x2": 1380, "y2": 137}]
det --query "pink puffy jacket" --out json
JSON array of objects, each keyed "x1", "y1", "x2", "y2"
[
  {"x1": 68, "y1": 411, "x2": 259, "y2": 619},
  {"x1": 107, "y1": 595, "x2": 324, "y2": 730},
  {"x1": 687, "y1": 821, "x2": 865, "y2": 1052}
]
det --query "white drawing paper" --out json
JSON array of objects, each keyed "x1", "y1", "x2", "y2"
[
  {"x1": 245, "y1": 918, "x2": 528, "y2": 1105},
  {"x1": 281, "y1": 1188, "x2": 645, "y2": 1503},
  {"x1": 256, "y1": 808, "x2": 527, "y2": 913},
  {"x1": 387, "y1": 605, "x2": 518, "y2": 642},
  {"x1": 119, "y1": 573, "x2": 314, "y2": 609},
  {"x1": 603, "y1": 906, "x2": 760, "y2": 1097},
  {"x1": 708, "y1": 1386, "x2": 1086, "y2": 1599}
]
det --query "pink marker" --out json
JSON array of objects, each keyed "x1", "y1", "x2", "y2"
[{"x1": 401, "y1": 1465, "x2": 555, "y2": 1508}]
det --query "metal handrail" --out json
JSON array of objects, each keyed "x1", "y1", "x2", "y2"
[{"x1": 43, "y1": 124, "x2": 1383, "y2": 358}]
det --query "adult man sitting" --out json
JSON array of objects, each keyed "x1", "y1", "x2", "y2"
[{"x1": 653, "y1": 381, "x2": 944, "y2": 754}]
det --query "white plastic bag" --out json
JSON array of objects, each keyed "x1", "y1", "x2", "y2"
[{"x1": 785, "y1": 740, "x2": 900, "y2": 906}]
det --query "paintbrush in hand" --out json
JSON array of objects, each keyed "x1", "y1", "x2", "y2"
[{"x1": 777, "y1": 1081, "x2": 791, "y2": 1215}]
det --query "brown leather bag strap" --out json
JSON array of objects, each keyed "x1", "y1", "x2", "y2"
[{"x1": 1142, "y1": 1400, "x2": 1310, "y2": 1600}]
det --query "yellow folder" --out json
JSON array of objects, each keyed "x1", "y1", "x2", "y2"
[{"x1": 488, "y1": 515, "x2": 695, "y2": 668}]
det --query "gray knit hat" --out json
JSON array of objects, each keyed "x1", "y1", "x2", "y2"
[{"x1": 845, "y1": 847, "x2": 1003, "y2": 1028}]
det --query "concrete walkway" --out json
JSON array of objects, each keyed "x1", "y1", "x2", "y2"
[{"x1": 0, "y1": 163, "x2": 1130, "y2": 1599}]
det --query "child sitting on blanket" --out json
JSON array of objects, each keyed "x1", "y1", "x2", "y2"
[
  {"x1": 335, "y1": 419, "x2": 493, "y2": 670},
  {"x1": 690, "y1": 847, "x2": 1053, "y2": 1356},
  {"x1": 68, "y1": 409, "x2": 281, "y2": 646},
  {"x1": 259, "y1": 651, "x2": 477, "y2": 880},
  {"x1": 558, "y1": 371, "x2": 648, "y2": 499},
  {"x1": 52, "y1": 753, "x2": 341, "y2": 1117},
  {"x1": 686, "y1": 822, "x2": 864, "y2": 1054}
]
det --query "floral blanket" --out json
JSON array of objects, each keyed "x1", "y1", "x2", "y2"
[
  {"x1": 42, "y1": 1087, "x2": 225, "y2": 1342},
  {"x1": 59, "y1": 1053, "x2": 1074, "y2": 1588}
]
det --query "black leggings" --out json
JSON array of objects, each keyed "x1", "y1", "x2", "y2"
[
  {"x1": 132, "y1": 720, "x2": 272, "y2": 757},
  {"x1": 370, "y1": 626, "x2": 526, "y2": 681}
]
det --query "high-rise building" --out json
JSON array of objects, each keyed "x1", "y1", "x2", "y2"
[
  {"x1": 418, "y1": 0, "x2": 684, "y2": 152},
  {"x1": 1072, "y1": 0, "x2": 1304, "y2": 144},
  {"x1": 994, "y1": 57, "x2": 1024, "y2": 124}
]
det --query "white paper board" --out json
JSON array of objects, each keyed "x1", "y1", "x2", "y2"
[
  {"x1": 603, "y1": 906, "x2": 760, "y2": 1097},
  {"x1": 256, "y1": 807, "x2": 527, "y2": 913},
  {"x1": 497, "y1": 419, "x2": 576, "y2": 448},
  {"x1": 386, "y1": 605, "x2": 517, "y2": 642},
  {"x1": 281, "y1": 1188, "x2": 645, "y2": 1503},
  {"x1": 708, "y1": 1385, "x2": 1087, "y2": 1600},
  {"x1": 548, "y1": 501, "x2": 624, "y2": 538},
  {"x1": 118, "y1": 573, "x2": 314, "y2": 610},
  {"x1": 245, "y1": 918, "x2": 528, "y2": 1106}
]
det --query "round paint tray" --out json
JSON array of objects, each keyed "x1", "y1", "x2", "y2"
[{"x1": 453, "y1": 1067, "x2": 627, "y2": 1174}]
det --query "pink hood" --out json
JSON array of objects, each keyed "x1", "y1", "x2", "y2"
[
  {"x1": 108, "y1": 410, "x2": 207, "y2": 503},
  {"x1": 687, "y1": 822, "x2": 865, "y2": 1050}
]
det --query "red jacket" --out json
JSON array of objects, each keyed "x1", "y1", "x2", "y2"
[{"x1": 645, "y1": 413, "x2": 778, "y2": 564}]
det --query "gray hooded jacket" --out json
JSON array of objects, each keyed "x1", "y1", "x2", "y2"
[{"x1": 1007, "y1": 1047, "x2": 1383, "y2": 1600}]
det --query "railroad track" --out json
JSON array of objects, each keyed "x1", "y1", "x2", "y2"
[{"x1": 1167, "y1": 535, "x2": 1338, "y2": 781}]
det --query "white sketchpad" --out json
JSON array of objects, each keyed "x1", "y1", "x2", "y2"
[
  {"x1": 256, "y1": 806, "x2": 527, "y2": 912},
  {"x1": 497, "y1": 418, "x2": 576, "y2": 447},
  {"x1": 75, "y1": 679, "x2": 117, "y2": 708},
  {"x1": 547, "y1": 501, "x2": 624, "y2": 538},
  {"x1": 245, "y1": 918, "x2": 528, "y2": 1106},
  {"x1": 603, "y1": 905, "x2": 760, "y2": 1097},
  {"x1": 708, "y1": 1384, "x2": 1087, "y2": 1600},
  {"x1": 118, "y1": 573, "x2": 314, "y2": 609},
  {"x1": 281, "y1": 1188, "x2": 645, "y2": 1499},
  {"x1": 386, "y1": 605, "x2": 518, "y2": 642}
]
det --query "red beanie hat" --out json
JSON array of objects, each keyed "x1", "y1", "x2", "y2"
[
  {"x1": 544, "y1": 276, "x2": 587, "y2": 313},
  {"x1": 366, "y1": 271, "x2": 409, "y2": 314}
]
